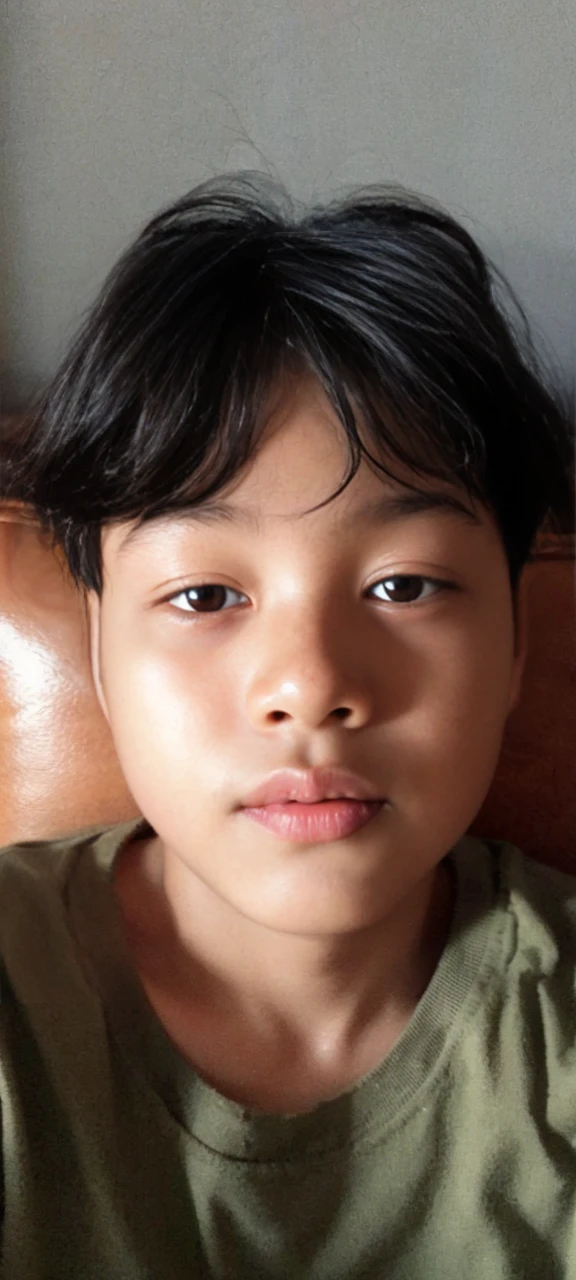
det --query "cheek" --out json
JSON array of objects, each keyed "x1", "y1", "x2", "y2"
[
  {"x1": 396, "y1": 598, "x2": 516, "y2": 821},
  {"x1": 100, "y1": 634, "x2": 235, "y2": 794},
  {"x1": 424, "y1": 627, "x2": 511, "y2": 729}
]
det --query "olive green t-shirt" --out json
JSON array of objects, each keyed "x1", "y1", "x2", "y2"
[{"x1": 0, "y1": 816, "x2": 576, "y2": 1279}]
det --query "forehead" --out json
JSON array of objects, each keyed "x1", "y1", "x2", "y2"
[{"x1": 104, "y1": 377, "x2": 488, "y2": 563}]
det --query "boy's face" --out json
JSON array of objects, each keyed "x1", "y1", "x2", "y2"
[{"x1": 88, "y1": 376, "x2": 527, "y2": 934}]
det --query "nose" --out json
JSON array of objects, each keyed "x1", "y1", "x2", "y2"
[{"x1": 244, "y1": 610, "x2": 375, "y2": 734}]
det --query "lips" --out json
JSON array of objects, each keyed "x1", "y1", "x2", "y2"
[
  {"x1": 239, "y1": 766, "x2": 383, "y2": 808},
  {"x1": 241, "y1": 798, "x2": 385, "y2": 843}
]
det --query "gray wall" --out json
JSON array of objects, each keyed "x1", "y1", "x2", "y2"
[{"x1": 1, "y1": 0, "x2": 575, "y2": 409}]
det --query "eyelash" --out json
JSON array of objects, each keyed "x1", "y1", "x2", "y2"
[{"x1": 165, "y1": 575, "x2": 457, "y2": 615}]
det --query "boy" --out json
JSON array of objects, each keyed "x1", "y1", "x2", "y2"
[{"x1": 0, "y1": 172, "x2": 575, "y2": 1279}]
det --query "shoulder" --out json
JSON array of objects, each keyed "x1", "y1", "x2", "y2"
[
  {"x1": 0, "y1": 822, "x2": 110, "y2": 919},
  {"x1": 481, "y1": 840, "x2": 576, "y2": 1132},
  {"x1": 493, "y1": 840, "x2": 576, "y2": 967},
  {"x1": 451, "y1": 834, "x2": 576, "y2": 1042},
  {"x1": 0, "y1": 823, "x2": 101, "y2": 882},
  {"x1": 0, "y1": 819, "x2": 139, "y2": 979},
  {"x1": 0, "y1": 816, "x2": 144, "y2": 895}
]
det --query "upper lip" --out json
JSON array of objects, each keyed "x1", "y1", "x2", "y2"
[{"x1": 240, "y1": 767, "x2": 383, "y2": 807}]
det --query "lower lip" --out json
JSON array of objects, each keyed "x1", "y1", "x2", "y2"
[{"x1": 240, "y1": 799, "x2": 385, "y2": 843}]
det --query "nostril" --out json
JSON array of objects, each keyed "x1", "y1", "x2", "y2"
[{"x1": 270, "y1": 710, "x2": 288, "y2": 722}]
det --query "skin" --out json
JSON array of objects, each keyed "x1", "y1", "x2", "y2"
[{"x1": 87, "y1": 374, "x2": 528, "y2": 1114}]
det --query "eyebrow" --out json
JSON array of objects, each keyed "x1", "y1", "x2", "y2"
[{"x1": 117, "y1": 487, "x2": 482, "y2": 556}]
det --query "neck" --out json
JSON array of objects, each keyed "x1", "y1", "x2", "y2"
[{"x1": 114, "y1": 835, "x2": 455, "y2": 1111}]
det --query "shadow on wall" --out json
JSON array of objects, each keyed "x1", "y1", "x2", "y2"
[{"x1": 482, "y1": 234, "x2": 576, "y2": 398}]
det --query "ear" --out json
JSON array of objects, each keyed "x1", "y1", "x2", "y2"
[
  {"x1": 85, "y1": 591, "x2": 111, "y2": 726},
  {"x1": 507, "y1": 570, "x2": 530, "y2": 716}
]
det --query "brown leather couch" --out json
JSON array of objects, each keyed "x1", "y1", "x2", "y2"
[{"x1": 0, "y1": 460, "x2": 574, "y2": 871}]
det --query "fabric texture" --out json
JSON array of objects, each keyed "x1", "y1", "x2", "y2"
[{"x1": 0, "y1": 816, "x2": 576, "y2": 1279}]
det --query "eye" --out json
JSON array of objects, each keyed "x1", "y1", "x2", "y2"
[
  {"x1": 168, "y1": 584, "x2": 248, "y2": 614},
  {"x1": 368, "y1": 575, "x2": 451, "y2": 605}
]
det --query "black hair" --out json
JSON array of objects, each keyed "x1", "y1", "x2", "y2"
[{"x1": 2, "y1": 171, "x2": 574, "y2": 597}]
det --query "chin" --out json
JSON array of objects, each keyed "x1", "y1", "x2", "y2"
[{"x1": 244, "y1": 890, "x2": 392, "y2": 937}]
